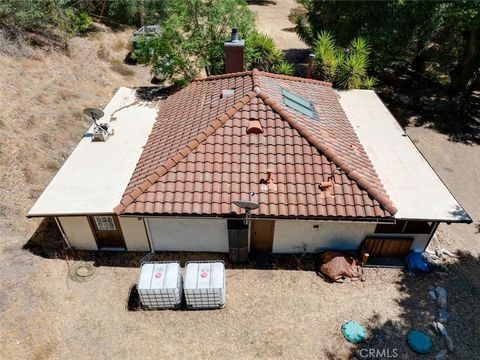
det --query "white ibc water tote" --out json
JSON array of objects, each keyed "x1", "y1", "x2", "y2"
[
  {"x1": 184, "y1": 261, "x2": 226, "y2": 309},
  {"x1": 137, "y1": 261, "x2": 183, "y2": 309}
]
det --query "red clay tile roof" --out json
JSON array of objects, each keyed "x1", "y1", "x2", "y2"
[{"x1": 114, "y1": 70, "x2": 397, "y2": 218}]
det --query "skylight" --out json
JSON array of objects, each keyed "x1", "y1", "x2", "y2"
[{"x1": 282, "y1": 89, "x2": 317, "y2": 120}]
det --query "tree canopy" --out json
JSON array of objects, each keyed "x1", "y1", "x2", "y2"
[
  {"x1": 292, "y1": 0, "x2": 480, "y2": 95},
  {"x1": 134, "y1": 0, "x2": 293, "y2": 85}
]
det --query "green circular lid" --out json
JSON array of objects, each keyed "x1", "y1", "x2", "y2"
[
  {"x1": 341, "y1": 321, "x2": 366, "y2": 344},
  {"x1": 407, "y1": 330, "x2": 432, "y2": 354}
]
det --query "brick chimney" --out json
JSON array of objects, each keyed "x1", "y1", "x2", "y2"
[{"x1": 224, "y1": 27, "x2": 244, "y2": 73}]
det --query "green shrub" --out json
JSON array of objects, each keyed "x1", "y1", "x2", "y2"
[
  {"x1": 312, "y1": 31, "x2": 340, "y2": 83},
  {"x1": 0, "y1": 0, "x2": 92, "y2": 38},
  {"x1": 312, "y1": 31, "x2": 376, "y2": 89},
  {"x1": 274, "y1": 60, "x2": 295, "y2": 76},
  {"x1": 68, "y1": 11, "x2": 93, "y2": 34},
  {"x1": 244, "y1": 32, "x2": 283, "y2": 72},
  {"x1": 360, "y1": 76, "x2": 378, "y2": 90}
]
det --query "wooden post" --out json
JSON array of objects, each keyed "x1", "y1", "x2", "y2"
[
  {"x1": 306, "y1": 53, "x2": 315, "y2": 79},
  {"x1": 138, "y1": 0, "x2": 144, "y2": 27}
]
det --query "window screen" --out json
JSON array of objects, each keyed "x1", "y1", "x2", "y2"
[
  {"x1": 282, "y1": 89, "x2": 317, "y2": 120},
  {"x1": 94, "y1": 216, "x2": 116, "y2": 231}
]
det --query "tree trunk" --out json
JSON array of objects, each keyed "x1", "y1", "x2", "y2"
[
  {"x1": 449, "y1": 27, "x2": 480, "y2": 94},
  {"x1": 138, "y1": 0, "x2": 144, "y2": 27},
  {"x1": 411, "y1": 53, "x2": 428, "y2": 73}
]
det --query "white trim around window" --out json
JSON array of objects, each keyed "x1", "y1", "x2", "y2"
[{"x1": 94, "y1": 216, "x2": 116, "y2": 231}]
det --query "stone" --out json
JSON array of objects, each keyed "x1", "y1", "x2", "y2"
[
  {"x1": 436, "y1": 287, "x2": 447, "y2": 309},
  {"x1": 444, "y1": 334, "x2": 455, "y2": 352},
  {"x1": 434, "y1": 322, "x2": 455, "y2": 352},
  {"x1": 438, "y1": 309, "x2": 449, "y2": 322},
  {"x1": 435, "y1": 350, "x2": 447, "y2": 360}
]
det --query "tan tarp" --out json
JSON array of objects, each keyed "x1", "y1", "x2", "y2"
[{"x1": 319, "y1": 251, "x2": 364, "y2": 282}]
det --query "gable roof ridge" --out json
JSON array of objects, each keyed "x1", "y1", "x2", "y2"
[
  {"x1": 195, "y1": 71, "x2": 253, "y2": 82},
  {"x1": 256, "y1": 90, "x2": 397, "y2": 215},
  {"x1": 253, "y1": 69, "x2": 333, "y2": 87},
  {"x1": 114, "y1": 90, "x2": 258, "y2": 214}
]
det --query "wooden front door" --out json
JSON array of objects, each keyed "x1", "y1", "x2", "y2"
[
  {"x1": 89, "y1": 215, "x2": 126, "y2": 250},
  {"x1": 250, "y1": 220, "x2": 275, "y2": 253}
]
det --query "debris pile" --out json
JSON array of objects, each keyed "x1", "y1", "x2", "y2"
[
  {"x1": 318, "y1": 251, "x2": 365, "y2": 283},
  {"x1": 423, "y1": 248, "x2": 458, "y2": 273}
]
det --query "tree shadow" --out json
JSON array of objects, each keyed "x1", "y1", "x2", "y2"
[
  {"x1": 325, "y1": 251, "x2": 480, "y2": 359},
  {"x1": 377, "y1": 87, "x2": 480, "y2": 145},
  {"x1": 23, "y1": 218, "x2": 319, "y2": 271},
  {"x1": 246, "y1": 0, "x2": 277, "y2": 5},
  {"x1": 135, "y1": 85, "x2": 181, "y2": 102},
  {"x1": 283, "y1": 48, "x2": 310, "y2": 77},
  {"x1": 448, "y1": 205, "x2": 472, "y2": 223}
]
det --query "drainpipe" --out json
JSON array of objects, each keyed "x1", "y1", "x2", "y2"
[
  {"x1": 55, "y1": 217, "x2": 72, "y2": 249},
  {"x1": 143, "y1": 218, "x2": 155, "y2": 253}
]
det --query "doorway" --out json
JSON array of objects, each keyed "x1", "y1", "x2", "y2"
[
  {"x1": 89, "y1": 215, "x2": 126, "y2": 250},
  {"x1": 250, "y1": 220, "x2": 275, "y2": 253}
]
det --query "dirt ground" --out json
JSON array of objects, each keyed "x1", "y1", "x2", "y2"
[
  {"x1": 1, "y1": 3, "x2": 480, "y2": 359},
  {"x1": 249, "y1": 0, "x2": 307, "y2": 51}
]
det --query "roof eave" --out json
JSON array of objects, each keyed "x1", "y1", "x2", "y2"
[{"x1": 119, "y1": 212, "x2": 395, "y2": 223}]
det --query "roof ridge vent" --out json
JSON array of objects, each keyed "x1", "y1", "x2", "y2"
[
  {"x1": 246, "y1": 118, "x2": 263, "y2": 134},
  {"x1": 260, "y1": 168, "x2": 277, "y2": 191},
  {"x1": 319, "y1": 180, "x2": 334, "y2": 198}
]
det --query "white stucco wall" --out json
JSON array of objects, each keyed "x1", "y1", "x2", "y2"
[
  {"x1": 119, "y1": 217, "x2": 150, "y2": 251},
  {"x1": 272, "y1": 220, "x2": 376, "y2": 253},
  {"x1": 410, "y1": 233, "x2": 432, "y2": 251},
  {"x1": 146, "y1": 218, "x2": 229, "y2": 252},
  {"x1": 58, "y1": 216, "x2": 97, "y2": 250}
]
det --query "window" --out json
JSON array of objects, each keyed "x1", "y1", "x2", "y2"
[
  {"x1": 374, "y1": 221, "x2": 406, "y2": 234},
  {"x1": 375, "y1": 221, "x2": 434, "y2": 234},
  {"x1": 282, "y1": 89, "x2": 317, "y2": 120},
  {"x1": 94, "y1": 216, "x2": 116, "y2": 231},
  {"x1": 404, "y1": 221, "x2": 434, "y2": 234}
]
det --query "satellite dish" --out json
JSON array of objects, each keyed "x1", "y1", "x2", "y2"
[
  {"x1": 83, "y1": 108, "x2": 104, "y2": 124},
  {"x1": 233, "y1": 200, "x2": 259, "y2": 211},
  {"x1": 83, "y1": 107, "x2": 112, "y2": 142},
  {"x1": 233, "y1": 196, "x2": 259, "y2": 225}
]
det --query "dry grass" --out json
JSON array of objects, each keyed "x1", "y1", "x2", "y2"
[
  {"x1": 44, "y1": 159, "x2": 60, "y2": 171},
  {"x1": 96, "y1": 43, "x2": 112, "y2": 62},
  {"x1": 0, "y1": 23, "x2": 150, "y2": 238},
  {"x1": 110, "y1": 62, "x2": 135, "y2": 77},
  {"x1": 35, "y1": 93, "x2": 49, "y2": 105},
  {"x1": 57, "y1": 88, "x2": 79, "y2": 101},
  {"x1": 112, "y1": 38, "x2": 127, "y2": 52}
]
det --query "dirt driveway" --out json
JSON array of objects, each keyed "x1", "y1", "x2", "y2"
[{"x1": 249, "y1": 0, "x2": 307, "y2": 50}]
